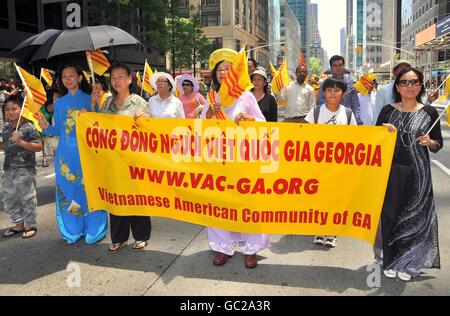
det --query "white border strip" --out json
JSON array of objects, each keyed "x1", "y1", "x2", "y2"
[{"x1": 432, "y1": 160, "x2": 450, "y2": 176}]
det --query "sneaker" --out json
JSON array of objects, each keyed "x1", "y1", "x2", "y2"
[
  {"x1": 313, "y1": 236, "x2": 325, "y2": 245},
  {"x1": 324, "y1": 236, "x2": 337, "y2": 248},
  {"x1": 398, "y1": 272, "x2": 412, "y2": 282},
  {"x1": 383, "y1": 269, "x2": 397, "y2": 279}
]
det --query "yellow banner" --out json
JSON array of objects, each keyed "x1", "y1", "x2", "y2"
[{"x1": 77, "y1": 113, "x2": 396, "y2": 244}]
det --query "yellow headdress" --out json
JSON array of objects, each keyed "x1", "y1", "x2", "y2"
[{"x1": 209, "y1": 49, "x2": 239, "y2": 71}]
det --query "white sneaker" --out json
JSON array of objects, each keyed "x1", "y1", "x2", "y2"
[
  {"x1": 324, "y1": 236, "x2": 337, "y2": 248},
  {"x1": 398, "y1": 272, "x2": 412, "y2": 282},
  {"x1": 383, "y1": 269, "x2": 397, "y2": 279},
  {"x1": 313, "y1": 236, "x2": 325, "y2": 245}
]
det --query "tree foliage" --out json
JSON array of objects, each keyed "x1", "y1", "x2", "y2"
[{"x1": 310, "y1": 57, "x2": 323, "y2": 76}]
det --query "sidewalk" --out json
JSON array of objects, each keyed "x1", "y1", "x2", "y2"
[{"x1": 1, "y1": 161, "x2": 449, "y2": 297}]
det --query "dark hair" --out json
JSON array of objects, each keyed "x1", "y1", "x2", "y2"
[
  {"x1": 250, "y1": 73, "x2": 270, "y2": 94},
  {"x1": 329, "y1": 55, "x2": 345, "y2": 67},
  {"x1": 211, "y1": 61, "x2": 223, "y2": 92},
  {"x1": 58, "y1": 62, "x2": 92, "y2": 95},
  {"x1": 44, "y1": 88, "x2": 58, "y2": 107},
  {"x1": 322, "y1": 78, "x2": 347, "y2": 93},
  {"x1": 4, "y1": 94, "x2": 22, "y2": 108},
  {"x1": 109, "y1": 62, "x2": 135, "y2": 95},
  {"x1": 393, "y1": 67, "x2": 425, "y2": 103},
  {"x1": 96, "y1": 75, "x2": 109, "y2": 92},
  {"x1": 248, "y1": 58, "x2": 258, "y2": 67}
]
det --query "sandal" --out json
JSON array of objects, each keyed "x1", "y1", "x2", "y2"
[
  {"x1": 3, "y1": 227, "x2": 24, "y2": 238},
  {"x1": 108, "y1": 242, "x2": 127, "y2": 254},
  {"x1": 42, "y1": 160, "x2": 49, "y2": 167},
  {"x1": 132, "y1": 240, "x2": 148, "y2": 251},
  {"x1": 22, "y1": 228, "x2": 37, "y2": 239}
]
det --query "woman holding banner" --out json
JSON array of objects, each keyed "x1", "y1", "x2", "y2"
[
  {"x1": 38, "y1": 62, "x2": 108, "y2": 245},
  {"x1": 200, "y1": 49, "x2": 269, "y2": 269},
  {"x1": 92, "y1": 62, "x2": 152, "y2": 253},
  {"x1": 376, "y1": 68, "x2": 443, "y2": 282}
]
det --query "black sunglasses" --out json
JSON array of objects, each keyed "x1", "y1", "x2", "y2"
[{"x1": 182, "y1": 83, "x2": 193, "y2": 87}]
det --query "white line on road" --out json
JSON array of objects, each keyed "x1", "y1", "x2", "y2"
[
  {"x1": 432, "y1": 160, "x2": 450, "y2": 176},
  {"x1": 44, "y1": 173, "x2": 55, "y2": 179}
]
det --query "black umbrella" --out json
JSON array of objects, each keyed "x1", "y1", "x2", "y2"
[
  {"x1": 30, "y1": 25, "x2": 141, "y2": 64},
  {"x1": 9, "y1": 29, "x2": 62, "y2": 63}
]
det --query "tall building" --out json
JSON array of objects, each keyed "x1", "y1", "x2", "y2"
[
  {"x1": 354, "y1": 0, "x2": 366, "y2": 70},
  {"x1": 401, "y1": 0, "x2": 449, "y2": 81},
  {"x1": 344, "y1": 0, "x2": 355, "y2": 71},
  {"x1": 280, "y1": 0, "x2": 302, "y2": 74},
  {"x1": 340, "y1": 27, "x2": 347, "y2": 57},
  {"x1": 309, "y1": 3, "x2": 324, "y2": 67},
  {"x1": 269, "y1": 0, "x2": 282, "y2": 67},
  {"x1": 287, "y1": 0, "x2": 310, "y2": 64},
  {"x1": 189, "y1": 0, "x2": 270, "y2": 73}
]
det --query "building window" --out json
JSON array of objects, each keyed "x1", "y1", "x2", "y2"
[
  {"x1": 257, "y1": 0, "x2": 267, "y2": 34},
  {"x1": 235, "y1": 0, "x2": 240, "y2": 25},
  {"x1": 0, "y1": 0, "x2": 8, "y2": 29},
  {"x1": 202, "y1": 14, "x2": 220, "y2": 26},
  {"x1": 44, "y1": 3, "x2": 63, "y2": 30},
  {"x1": 15, "y1": 0, "x2": 38, "y2": 33}
]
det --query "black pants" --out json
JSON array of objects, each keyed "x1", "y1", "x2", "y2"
[{"x1": 110, "y1": 214, "x2": 151, "y2": 244}]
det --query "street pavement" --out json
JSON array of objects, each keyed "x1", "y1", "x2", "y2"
[{"x1": 0, "y1": 119, "x2": 449, "y2": 296}]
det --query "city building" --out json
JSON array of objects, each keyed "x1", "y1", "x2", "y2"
[
  {"x1": 309, "y1": 2, "x2": 325, "y2": 67},
  {"x1": 287, "y1": 0, "x2": 310, "y2": 64},
  {"x1": 280, "y1": 0, "x2": 302, "y2": 74},
  {"x1": 340, "y1": 27, "x2": 347, "y2": 57},
  {"x1": 402, "y1": 0, "x2": 449, "y2": 82},
  {"x1": 268, "y1": 0, "x2": 282, "y2": 67},
  {"x1": 187, "y1": 0, "x2": 270, "y2": 75},
  {"x1": 0, "y1": 0, "x2": 165, "y2": 79}
]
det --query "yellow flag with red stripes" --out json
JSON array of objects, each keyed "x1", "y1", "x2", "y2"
[
  {"x1": 23, "y1": 93, "x2": 43, "y2": 132},
  {"x1": 218, "y1": 48, "x2": 253, "y2": 108},
  {"x1": 40, "y1": 68, "x2": 53, "y2": 87},
  {"x1": 207, "y1": 89, "x2": 228, "y2": 120},
  {"x1": 15, "y1": 64, "x2": 47, "y2": 110},
  {"x1": 269, "y1": 62, "x2": 278, "y2": 78},
  {"x1": 271, "y1": 59, "x2": 292, "y2": 95},
  {"x1": 136, "y1": 71, "x2": 143, "y2": 88},
  {"x1": 355, "y1": 73, "x2": 377, "y2": 96},
  {"x1": 86, "y1": 49, "x2": 110, "y2": 76},
  {"x1": 142, "y1": 61, "x2": 156, "y2": 96}
]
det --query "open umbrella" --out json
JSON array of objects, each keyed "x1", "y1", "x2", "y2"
[
  {"x1": 30, "y1": 25, "x2": 141, "y2": 65},
  {"x1": 10, "y1": 29, "x2": 62, "y2": 64}
]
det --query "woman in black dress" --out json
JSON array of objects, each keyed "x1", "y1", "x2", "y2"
[
  {"x1": 376, "y1": 68, "x2": 443, "y2": 282},
  {"x1": 251, "y1": 68, "x2": 277, "y2": 122}
]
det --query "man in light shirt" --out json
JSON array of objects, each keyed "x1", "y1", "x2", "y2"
[
  {"x1": 278, "y1": 65, "x2": 315, "y2": 123},
  {"x1": 372, "y1": 60, "x2": 411, "y2": 125}
]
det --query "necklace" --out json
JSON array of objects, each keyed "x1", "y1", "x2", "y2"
[{"x1": 395, "y1": 105, "x2": 419, "y2": 148}]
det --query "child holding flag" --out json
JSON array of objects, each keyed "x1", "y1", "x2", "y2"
[{"x1": 1, "y1": 95, "x2": 42, "y2": 239}]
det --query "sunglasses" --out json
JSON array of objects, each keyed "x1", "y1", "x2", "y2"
[
  {"x1": 182, "y1": 83, "x2": 193, "y2": 87},
  {"x1": 398, "y1": 79, "x2": 421, "y2": 87}
]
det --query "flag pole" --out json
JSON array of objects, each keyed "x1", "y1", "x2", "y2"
[
  {"x1": 141, "y1": 59, "x2": 146, "y2": 97},
  {"x1": 87, "y1": 51, "x2": 96, "y2": 87},
  {"x1": 425, "y1": 75, "x2": 450, "y2": 136},
  {"x1": 14, "y1": 63, "x2": 34, "y2": 132}
]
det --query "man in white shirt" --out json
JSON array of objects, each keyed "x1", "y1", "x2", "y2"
[
  {"x1": 278, "y1": 65, "x2": 315, "y2": 123},
  {"x1": 372, "y1": 60, "x2": 411, "y2": 125}
]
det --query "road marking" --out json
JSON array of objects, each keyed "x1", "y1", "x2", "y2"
[
  {"x1": 432, "y1": 160, "x2": 450, "y2": 176},
  {"x1": 45, "y1": 173, "x2": 55, "y2": 179}
]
